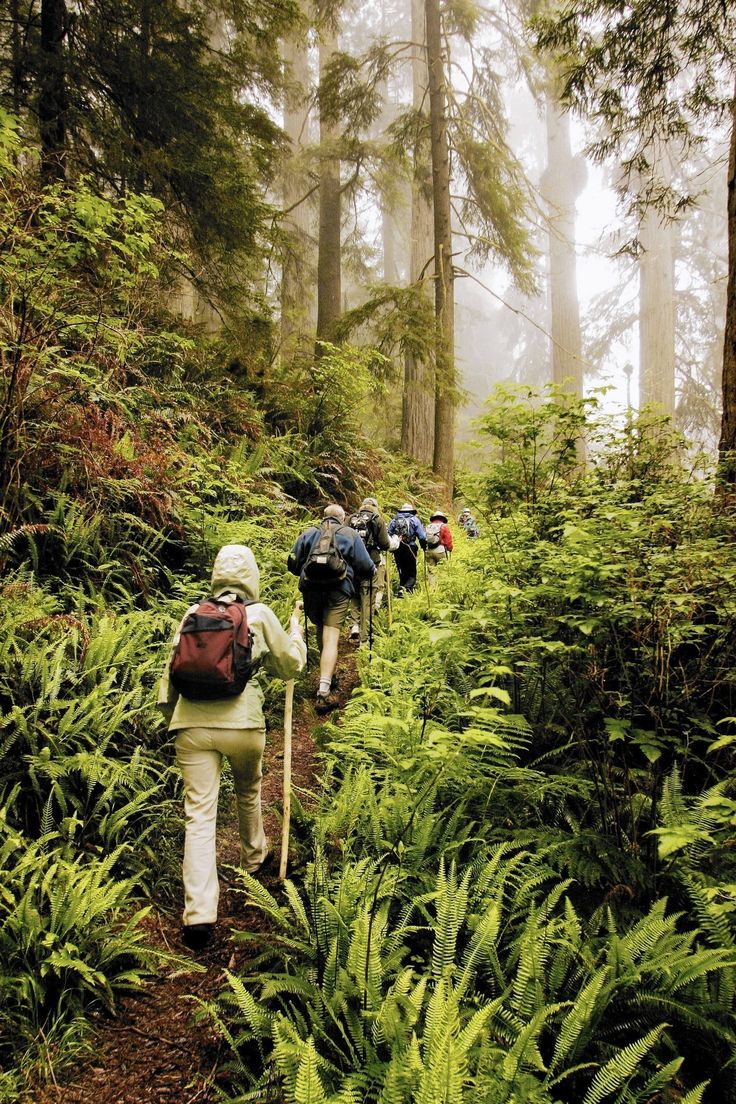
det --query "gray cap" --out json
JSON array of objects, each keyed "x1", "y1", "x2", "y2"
[
  {"x1": 323, "y1": 503, "x2": 345, "y2": 522},
  {"x1": 361, "y1": 497, "x2": 378, "y2": 509},
  {"x1": 400, "y1": 502, "x2": 415, "y2": 513}
]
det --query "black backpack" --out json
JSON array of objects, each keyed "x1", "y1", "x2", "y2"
[
  {"x1": 349, "y1": 508, "x2": 378, "y2": 552},
  {"x1": 302, "y1": 521, "x2": 348, "y2": 587},
  {"x1": 393, "y1": 515, "x2": 411, "y2": 542}
]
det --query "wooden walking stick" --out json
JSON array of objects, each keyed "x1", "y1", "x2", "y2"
[{"x1": 279, "y1": 679, "x2": 295, "y2": 881}]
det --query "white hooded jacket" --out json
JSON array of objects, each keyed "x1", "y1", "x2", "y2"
[{"x1": 158, "y1": 545, "x2": 306, "y2": 732}]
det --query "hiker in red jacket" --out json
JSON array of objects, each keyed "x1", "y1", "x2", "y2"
[{"x1": 424, "y1": 509, "x2": 453, "y2": 586}]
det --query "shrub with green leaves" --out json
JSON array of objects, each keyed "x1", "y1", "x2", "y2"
[{"x1": 209, "y1": 397, "x2": 736, "y2": 1102}]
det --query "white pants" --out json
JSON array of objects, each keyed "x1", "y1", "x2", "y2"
[{"x1": 175, "y1": 727, "x2": 269, "y2": 925}]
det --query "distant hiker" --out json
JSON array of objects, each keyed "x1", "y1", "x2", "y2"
[
  {"x1": 347, "y1": 496, "x2": 395, "y2": 644},
  {"x1": 424, "y1": 510, "x2": 454, "y2": 585},
  {"x1": 388, "y1": 503, "x2": 426, "y2": 595},
  {"x1": 459, "y1": 507, "x2": 479, "y2": 539},
  {"x1": 157, "y1": 544, "x2": 306, "y2": 952},
  {"x1": 287, "y1": 503, "x2": 376, "y2": 712}
]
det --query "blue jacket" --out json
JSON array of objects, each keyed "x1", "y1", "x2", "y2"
[
  {"x1": 388, "y1": 510, "x2": 426, "y2": 548},
  {"x1": 287, "y1": 519, "x2": 376, "y2": 598}
]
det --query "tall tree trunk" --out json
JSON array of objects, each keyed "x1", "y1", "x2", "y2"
[
  {"x1": 11, "y1": 0, "x2": 23, "y2": 117},
  {"x1": 425, "y1": 0, "x2": 455, "y2": 489},
  {"x1": 316, "y1": 29, "x2": 341, "y2": 347},
  {"x1": 638, "y1": 150, "x2": 676, "y2": 416},
  {"x1": 542, "y1": 93, "x2": 584, "y2": 395},
  {"x1": 401, "y1": 0, "x2": 435, "y2": 464},
  {"x1": 39, "y1": 0, "x2": 67, "y2": 181},
  {"x1": 717, "y1": 91, "x2": 736, "y2": 488},
  {"x1": 281, "y1": 19, "x2": 314, "y2": 361},
  {"x1": 378, "y1": 69, "x2": 399, "y2": 284}
]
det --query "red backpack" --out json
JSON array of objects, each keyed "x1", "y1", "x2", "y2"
[{"x1": 170, "y1": 596, "x2": 256, "y2": 700}]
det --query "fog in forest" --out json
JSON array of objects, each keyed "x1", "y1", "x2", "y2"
[{"x1": 282, "y1": 0, "x2": 730, "y2": 462}]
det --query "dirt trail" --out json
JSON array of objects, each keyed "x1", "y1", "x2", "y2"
[{"x1": 28, "y1": 650, "x2": 359, "y2": 1104}]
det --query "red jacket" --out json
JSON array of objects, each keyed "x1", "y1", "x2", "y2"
[{"x1": 428, "y1": 521, "x2": 453, "y2": 551}]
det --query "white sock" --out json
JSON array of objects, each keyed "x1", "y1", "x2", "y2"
[{"x1": 318, "y1": 678, "x2": 331, "y2": 695}]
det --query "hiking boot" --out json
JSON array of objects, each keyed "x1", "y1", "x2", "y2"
[
  {"x1": 315, "y1": 691, "x2": 338, "y2": 715},
  {"x1": 182, "y1": 923, "x2": 214, "y2": 951},
  {"x1": 250, "y1": 851, "x2": 276, "y2": 879},
  {"x1": 349, "y1": 624, "x2": 360, "y2": 643}
]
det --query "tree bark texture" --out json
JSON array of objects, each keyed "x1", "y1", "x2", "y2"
[
  {"x1": 425, "y1": 0, "x2": 455, "y2": 490},
  {"x1": 316, "y1": 30, "x2": 341, "y2": 346},
  {"x1": 638, "y1": 175, "x2": 676, "y2": 417},
  {"x1": 718, "y1": 90, "x2": 736, "y2": 488},
  {"x1": 542, "y1": 94, "x2": 584, "y2": 396},
  {"x1": 281, "y1": 22, "x2": 314, "y2": 360},
  {"x1": 401, "y1": 0, "x2": 435, "y2": 465},
  {"x1": 39, "y1": 0, "x2": 68, "y2": 181}
]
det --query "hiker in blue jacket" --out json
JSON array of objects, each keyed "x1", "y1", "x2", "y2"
[
  {"x1": 288, "y1": 504, "x2": 375, "y2": 712},
  {"x1": 388, "y1": 503, "x2": 426, "y2": 595}
]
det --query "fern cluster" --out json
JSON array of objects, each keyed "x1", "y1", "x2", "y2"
[{"x1": 210, "y1": 397, "x2": 736, "y2": 1102}]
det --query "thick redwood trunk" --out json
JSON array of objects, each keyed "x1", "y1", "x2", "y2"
[
  {"x1": 717, "y1": 92, "x2": 736, "y2": 487},
  {"x1": 316, "y1": 32, "x2": 341, "y2": 346},
  {"x1": 425, "y1": 0, "x2": 455, "y2": 490},
  {"x1": 39, "y1": 0, "x2": 67, "y2": 181},
  {"x1": 281, "y1": 20, "x2": 314, "y2": 360},
  {"x1": 401, "y1": 0, "x2": 435, "y2": 465}
]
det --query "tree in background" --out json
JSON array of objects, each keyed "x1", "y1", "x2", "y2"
[
  {"x1": 1, "y1": 0, "x2": 295, "y2": 322},
  {"x1": 536, "y1": 0, "x2": 736, "y2": 483},
  {"x1": 540, "y1": 86, "x2": 585, "y2": 396},
  {"x1": 425, "y1": 0, "x2": 454, "y2": 488},
  {"x1": 280, "y1": 3, "x2": 315, "y2": 361},
  {"x1": 316, "y1": 6, "x2": 343, "y2": 346},
  {"x1": 401, "y1": 0, "x2": 435, "y2": 466},
  {"x1": 637, "y1": 154, "x2": 676, "y2": 417}
]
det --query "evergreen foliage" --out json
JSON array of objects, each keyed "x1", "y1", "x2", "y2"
[{"x1": 1, "y1": 0, "x2": 296, "y2": 308}]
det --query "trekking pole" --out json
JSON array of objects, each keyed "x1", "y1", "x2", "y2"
[
  {"x1": 368, "y1": 576, "x2": 374, "y2": 655},
  {"x1": 304, "y1": 608, "x2": 309, "y2": 664},
  {"x1": 279, "y1": 679, "x2": 295, "y2": 882},
  {"x1": 386, "y1": 555, "x2": 393, "y2": 626}
]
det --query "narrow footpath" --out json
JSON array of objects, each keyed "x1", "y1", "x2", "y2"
[{"x1": 28, "y1": 650, "x2": 360, "y2": 1104}]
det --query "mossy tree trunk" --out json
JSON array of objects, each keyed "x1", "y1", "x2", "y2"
[
  {"x1": 402, "y1": 0, "x2": 435, "y2": 466},
  {"x1": 425, "y1": 0, "x2": 454, "y2": 490},
  {"x1": 281, "y1": 15, "x2": 314, "y2": 361},
  {"x1": 316, "y1": 27, "x2": 342, "y2": 348}
]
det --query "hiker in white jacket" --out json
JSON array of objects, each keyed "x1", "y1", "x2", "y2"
[{"x1": 158, "y1": 544, "x2": 305, "y2": 950}]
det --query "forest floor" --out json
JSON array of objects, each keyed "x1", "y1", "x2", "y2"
[{"x1": 26, "y1": 648, "x2": 360, "y2": 1104}]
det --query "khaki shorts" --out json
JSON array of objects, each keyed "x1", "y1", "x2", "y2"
[{"x1": 303, "y1": 590, "x2": 351, "y2": 628}]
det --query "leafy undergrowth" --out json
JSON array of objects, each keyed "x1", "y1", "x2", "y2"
[
  {"x1": 19, "y1": 646, "x2": 357, "y2": 1104},
  {"x1": 206, "y1": 405, "x2": 736, "y2": 1104}
]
